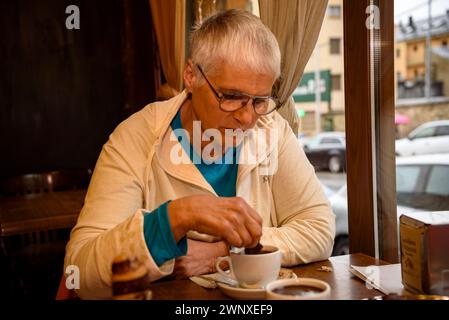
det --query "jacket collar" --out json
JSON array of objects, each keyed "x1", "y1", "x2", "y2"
[{"x1": 154, "y1": 90, "x2": 279, "y2": 194}]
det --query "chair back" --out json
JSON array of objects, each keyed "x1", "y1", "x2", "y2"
[
  {"x1": 0, "y1": 169, "x2": 92, "y2": 196},
  {"x1": 0, "y1": 169, "x2": 92, "y2": 298},
  {"x1": 0, "y1": 173, "x2": 53, "y2": 196}
]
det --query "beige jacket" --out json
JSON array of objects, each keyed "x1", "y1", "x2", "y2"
[{"x1": 64, "y1": 91, "x2": 335, "y2": 299}]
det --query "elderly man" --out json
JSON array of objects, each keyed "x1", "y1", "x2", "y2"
[{"x1": 65, "y1": 9, "x2": 335, "y2": 299}]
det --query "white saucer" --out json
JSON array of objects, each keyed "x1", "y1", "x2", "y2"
[
  {"x1": 217, "y1": 282, "x2": 266, "y2": 300},
  {"x1": 217, "y1": 269, "x2": 298, "y2": 300}
]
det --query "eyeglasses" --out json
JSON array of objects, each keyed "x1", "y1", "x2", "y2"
[{"x1": 197, "y1": 65, "x2": 281, "y2": 116}]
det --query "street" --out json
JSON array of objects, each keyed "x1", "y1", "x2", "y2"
[{"x1": 316, "y1": 172, "x2": 346, "y2": 192}]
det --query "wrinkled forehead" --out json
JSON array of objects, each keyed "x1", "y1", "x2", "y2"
[{"x1": 208, "y1": 62, "x2": 277, "y2": 96}]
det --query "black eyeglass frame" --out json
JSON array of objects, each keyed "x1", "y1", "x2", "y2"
[{"x1": 197, "y1": 65, "x2": 281, "y2": 115}]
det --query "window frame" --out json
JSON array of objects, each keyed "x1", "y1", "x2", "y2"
[{"x1": 343, "y1": 0, "x2": 398, "y2": 262}]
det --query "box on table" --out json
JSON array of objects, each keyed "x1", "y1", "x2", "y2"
[{"x1": 400, "y1": 211, "x2": 449, "y2": 295}]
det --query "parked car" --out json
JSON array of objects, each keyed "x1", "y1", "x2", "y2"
[
  {"x1": 329, "y1": 185, "x2": 422, "y2": 256},
  {"x1": 395, "y1": 154, "x2": 449, "y2": 211},
  {"x1": 395, "y1": 120, "x2": 449, "y2": 157},
  {"x1": 330, "y1": 153, "x2": 449, "y2": 256},
  {"x1": 297, "y1": 133, "x2": 310, "y2": 148},
  {"x1": 303, "y1": 132, "x2": 346, "y2": 173}
]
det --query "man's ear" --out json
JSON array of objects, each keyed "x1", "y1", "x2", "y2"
[{"x1": 183, "y1": 59, "x2": 196, "y2": 93}]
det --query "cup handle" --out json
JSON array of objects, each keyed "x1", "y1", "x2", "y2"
[{"x1": 215, "y1": 256, "x2": 235, "y2": 280}]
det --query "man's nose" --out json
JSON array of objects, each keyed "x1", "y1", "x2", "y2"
[{"x1": 233, "y1": 100, "x2": 256, "y2": 128}]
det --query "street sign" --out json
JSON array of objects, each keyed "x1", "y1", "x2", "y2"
[{"x1": 293, "y1": 70, "x2": 331, "y2": 103}]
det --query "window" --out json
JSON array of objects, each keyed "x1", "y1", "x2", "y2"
[
  {"x1": 302, "y1": 1, "x2": 347, "y2": 256},
  {"x1": 411, "y1": 126, "x2": 435, "y2": 139},
  {"x1": 396, "y1": 48, "x2": 400, "y2": 58},
  {"x1": 331, "y1": 74, "x2": 341, "y2": 91},
  {"x1": 396, "y1": 166, "x2": 421, "y2": 194},
  {"x1": 327, "y1": 5, "x2": 341, "y2": 18},
  {"x1": 435, "y1": 125, "x2": 449, "y2": 136},
  {"x1": 389, "y1": 1, "x2": 449, "y2": 263},
  {"x1": 345, "y1": 0, "x2": 449, "y2": 263},
  {"x1": 426, "y1": 165, "x2": 449, "y2": 196},
  {"x1": 330, "y1": 38, "x2": 341, "y2": 55}
]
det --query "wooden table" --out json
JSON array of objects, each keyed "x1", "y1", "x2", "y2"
[
  {"x1": 150, "y1": 253, "x2": 388, "y2": 300},
  {"x1": 0, "y1": 190, "x2": 86, "y2": 236}
]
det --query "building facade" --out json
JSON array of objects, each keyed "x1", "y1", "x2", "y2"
[
  {"x1": 295, "y1": 0, "x2": 345, "y2": 136},
  {"x1": 394, "y1": 11, "x2": 449, "y2": 138},
  {"x1": 395, "y1": 12, "x2": 449, "y2": 98}
]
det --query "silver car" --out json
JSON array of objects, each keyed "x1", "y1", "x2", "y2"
[
  {"x1": 396, "y1": 120, "x2": 449, "y2": 157},
  {"x1": 330, "y1": 153, "x2": 449, "y2": 256}
]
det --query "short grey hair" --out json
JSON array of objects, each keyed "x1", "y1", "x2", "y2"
[{"x1": 189, "y1": 9, "x2": 281, "y2": 81}]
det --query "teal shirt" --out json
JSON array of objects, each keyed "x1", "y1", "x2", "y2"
[{"x1": 143, "y1": 110, "x2": 240, "y2": 266}]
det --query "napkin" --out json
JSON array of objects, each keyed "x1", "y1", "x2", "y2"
[
  {"x1": 190, "y1": 272, "x2": 239, "y2": 289},
  {"x1": 349, "y1": 264, "x2": 404, "y2": 295}
]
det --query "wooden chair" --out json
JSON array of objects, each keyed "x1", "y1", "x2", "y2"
[
  {"x1": 0, "y1": 169, "x2": 92, "y2": 196},
  {"x1": 0, "y1": 169, "x2": 92, "y2": 299},
  {"x1": 50, "y1": 169, "x2": 92, "y2": 192},
  {"x1": 0, "y1": 173, "x2": 53, "y2": 196}
]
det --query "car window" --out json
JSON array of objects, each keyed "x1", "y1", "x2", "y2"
[
  {"x1": 320, "y1": 138, "x2": 341, "y2": 144},
  {"x1": 425, "y1": 165, "x2": 449, "y2": 196},
  {"x1": 435, "y1": 125, "x2": 449, "y2": 137},
  {"x1": 411, "y1": 126, "x2": 436, "y2": 139},
  {"x1": 337, "y1": 185, "x2": 347, "y2": 197},
  {"x1": 396, "y1": 165, "x2": 421, "y2": 193},
  {"x1": 306, "y1": 136, "x2": 320, "y2": 148}
]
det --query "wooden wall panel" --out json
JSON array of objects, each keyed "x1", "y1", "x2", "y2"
[{"x1": 0, "y1": 0, "x2": 156, "y2": 178}]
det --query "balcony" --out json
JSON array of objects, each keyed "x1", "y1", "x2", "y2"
[{"x1": 397, "y1": 80, "x2": 443, "y2": 99}]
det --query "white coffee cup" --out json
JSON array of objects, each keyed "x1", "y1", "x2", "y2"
[
  {"x1": 265, "y1": 278, "x2": 331, "y2": 300},
  {"x1": 215, "y1": 245, "x2": 281, "y2": 289}
]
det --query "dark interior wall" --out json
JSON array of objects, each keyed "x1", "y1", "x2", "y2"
[
  {"x1": 122, "y1": 0, "x2": 158, "y2": 115},
  {"x1": 0, "y1": 0, "x2": 156, "y2": 178}
]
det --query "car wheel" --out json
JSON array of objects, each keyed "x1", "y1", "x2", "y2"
[
  {"x1": 328, "y1": 156, "x2": 342, "y2": 173},
  {"x1": 332, "y1": 236, "x2": 349, "y2": 256}
]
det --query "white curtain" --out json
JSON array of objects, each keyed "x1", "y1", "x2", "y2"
[{"x1": 259, "y1": 0, "x2": 329, "y2": 135}]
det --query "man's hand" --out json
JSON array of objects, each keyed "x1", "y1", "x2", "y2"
[
  {"x1": 173, "y1": 239, "x2": 228, "y2": 279},
  {"x1": 167, "y1": 195, "x2": 262, "y2": 248}
]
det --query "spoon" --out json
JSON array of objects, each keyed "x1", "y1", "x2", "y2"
[{"x1": 244, "y1": 242, "x2": 263, "y2": 255}]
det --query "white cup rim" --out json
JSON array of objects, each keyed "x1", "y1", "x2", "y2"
[
  {"x1": 230, "y1": 245, "x2": 279, "y2": 257},
  {"x1": 218, "y1": 245, "x2": 281, "y2": 289},
  {"x1": 265, "y1": 278, "x2": 331, "y2": 300}
]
